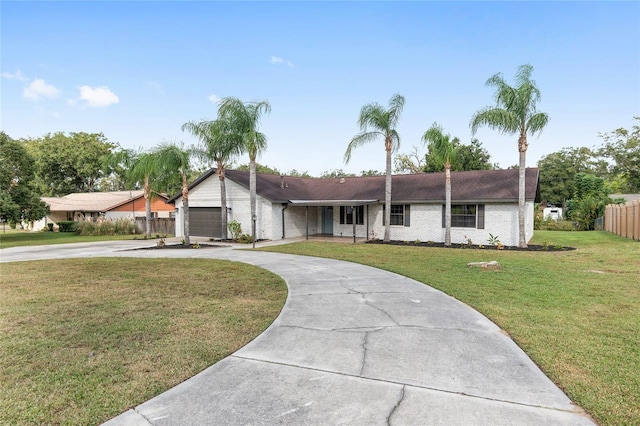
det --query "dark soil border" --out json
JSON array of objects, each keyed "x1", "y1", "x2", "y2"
[
  {"x1": 366, "y1": 240, "x2": 575, "y2": 252},
  {"x1": 131, "y1": 243, "x2": 228, "y2": 250}
]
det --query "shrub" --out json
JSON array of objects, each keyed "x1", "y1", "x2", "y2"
[
  {"x1": 537, "y1": 219, "x2": 576, "y2": 231},
  {"x1": 58, "y1": 221, "x2": 78, "y2": 233},
  {"x1": 76, "y1": 218, "x2": 136, "y2": 236},
  {"x1": 228, "y1": 220, "x2": 242, "y2": 241},
  {"x1": 236, "y1": 233, "x2": 253, "y2": 244}
]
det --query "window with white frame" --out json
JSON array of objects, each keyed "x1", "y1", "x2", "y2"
[
  {"x1": 383, "y1": 204, "x2": 411, "y2": 226},
  {"x1": 443, "y1": 204, "x2": 485, "y2": 228}
]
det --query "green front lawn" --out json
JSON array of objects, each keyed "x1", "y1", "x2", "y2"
[
  {"x1": 0, "y1": 258, "x2": 287, "y2": 424},
  {"x1": 0, "y1": 229, "x2": 157, "y2": 249},
  {"x1": 260, "y1": 231, "x2": 639, "y2": 426}
]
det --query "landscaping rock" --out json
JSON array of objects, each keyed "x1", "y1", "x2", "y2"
[{"x1": 467, "y1": 261, "x2": 500, "y2": 269}]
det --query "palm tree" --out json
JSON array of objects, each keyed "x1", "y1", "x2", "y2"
[
  {"x1": 130, "y1": 152, "x2": 161, "y2": 239},
  {"x1": 344, "y1": 93, "x2": 405, "y2": 242},
  {"x1": 470, "y1": 64, "x2": 549, "y2": 248},
  {"x1": 217, "y1": 97, "x2": 271, "y2": 243},
  {"x1": 152, "y1": 142, "x2": 192, "y2": 245},
  {"x1": 423, "y1": 123, "x2": 457, "y2": 246},
  {"x1": 182, "y1": 118, "x2": 242, "y2": 241}
]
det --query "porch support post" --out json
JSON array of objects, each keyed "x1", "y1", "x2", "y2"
[
  {"x1": 352, "y1": 205, "x2": 356, "y2": 244},
  {"x1": 306, "y1": 206, "x2": 309, "y2": 240},
  {"x1": 366, "y1": 204, "x2": 369, "y2": 241}
]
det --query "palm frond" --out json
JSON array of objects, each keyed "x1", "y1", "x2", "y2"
[
  {"x1": 470, "y1": 107, "x2": 519, "y2": 135},
  {"x1": 527, "y1": 112, "x2": 550, "y2": 136},
  {"x1": 344, "y1": 131, "x2": 383, "y2": 164}
]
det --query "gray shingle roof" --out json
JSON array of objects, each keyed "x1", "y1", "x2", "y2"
[
  {"x1": 170, "y1": 168, "x2": 540, "y2": 204},
  {"x1": 42, "y1": 191, "x2": 145, "y2": 212}
]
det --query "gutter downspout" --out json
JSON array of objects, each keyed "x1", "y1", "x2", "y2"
[{"x1": 282, "y1": 203, "x2": 288, "y2": 239}]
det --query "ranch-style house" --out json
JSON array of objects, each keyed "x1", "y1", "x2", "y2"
[{"x1": 169, "y1": 168, "x2": 540, "y2": 247}]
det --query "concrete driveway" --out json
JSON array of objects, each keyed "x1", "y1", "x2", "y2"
[{"x1": 1, "y1": 240, "x2": 595, "y2": 425}]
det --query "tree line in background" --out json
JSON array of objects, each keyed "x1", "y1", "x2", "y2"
[
  {"x1": 537, "y1": 117, "x2": 638, "y2": 230},
  {"x1": 1, "y1": 66, "x2": 637, "y2": 242}
]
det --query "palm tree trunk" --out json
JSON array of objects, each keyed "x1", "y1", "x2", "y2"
[
  {"x1": 384, "y1": 146, "x2": 392, "y2": 242},
  {"x1": 249, "y1": 154, "x2": 257, "y2": 242},
  {"x1": 445, "y1": 164, "x2": 451, "y2": 246},
  {"x1": 218, "y1": 164, "x2": 228, "y2": 241},
  {"x1": 182, "y1": 174, "x2": 190, "y2": 245},
  {"x1": 144, "y1": 175, "x2": 151, "y2": 238},
  {"x1": 518, "y1": 134, "x2": 528, "y2": 248}
]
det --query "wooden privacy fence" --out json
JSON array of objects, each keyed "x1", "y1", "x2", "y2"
[
  {"x1": 604, "y1": 201, "x2": 639, "y2": 240},
  {"x1": 135, "y1": 217, "x2": 175, "y2": 235}
]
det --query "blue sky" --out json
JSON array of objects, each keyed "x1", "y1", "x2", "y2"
[{"x1": 2, "y1": 1, "x2": 639, "y2": 176}]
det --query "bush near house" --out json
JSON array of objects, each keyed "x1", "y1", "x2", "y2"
[
  {"x1": 57, "y1": 221, "x2": 78, "y2": 232},
  {"x1": 76, "y1": 218, "x2": 136, "y2": 236}
]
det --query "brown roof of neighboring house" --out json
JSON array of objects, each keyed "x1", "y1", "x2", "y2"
[
  {"x1": 170, "y1": 168, "x2": 540, "y2": 204},
  {"x1": 42, "y1": 191, "x2": 145, "y2": 212}
]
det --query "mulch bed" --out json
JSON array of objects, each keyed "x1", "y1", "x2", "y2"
[
  {"x1": 133, "y1": 243, "x2": 227, "y2": 250},
  {"x1": 366, "y1": 240, "x2": 575, "y2": 252}
]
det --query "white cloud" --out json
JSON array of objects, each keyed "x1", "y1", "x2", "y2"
[
  {"x1": 208, "y1": 93, "x2": 220, "y2": 104},
  {"x1": 1, "y1": 70, "x2": 28, "y2": 81},
  {"x1": 270, "y1": 55, "x2": 294, "y2": 67},
  {"x1": 23, "y1": 78, "x2": 60, "y2": 101},
  {"x1": 77, "y1": 85, "x2": 119, "y2": 107}
]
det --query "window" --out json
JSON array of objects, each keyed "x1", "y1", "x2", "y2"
[
  {"x1": 383, "y1": 204, "x2": 410, "y2": 226},
  {"x1": 443, "y1": 204, "x2": 484, "y2": 229},
  {"x1": 340, "y1": 205, "x2": 364, "y2": 225}
]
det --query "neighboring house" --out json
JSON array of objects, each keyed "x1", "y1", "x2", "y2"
[
  {"x1": 169, "y1": 168, "x2": 541, "y2": 247},
  {"x1": 33, "y1": 191, "x2": 174, "y2": 231}
]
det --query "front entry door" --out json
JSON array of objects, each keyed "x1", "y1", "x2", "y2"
[{"x1": 322, "y1": 206, "x2": 333, "y2": 235}]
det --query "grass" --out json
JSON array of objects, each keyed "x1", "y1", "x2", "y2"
[
  {"x1": 259, "y1": 231, "x2": 639, "y2": 426},
  {"x1": 0, "y1": 229, "x2": 165, "y2": 249},
  {"x1": 0, "y1": 258, "x2": 287, "y2": 425}
]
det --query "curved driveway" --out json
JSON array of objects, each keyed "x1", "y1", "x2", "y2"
[{"x1": 1, "y1": 240, "x2": 594, "y2": 425}]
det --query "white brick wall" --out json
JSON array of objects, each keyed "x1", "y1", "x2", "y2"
[
  {"x1": 174, "y1": 174, "x2": 276, "y2": 240},
  {"x1": 175, "y1": 172, "x2": 535, "y2": 246}
]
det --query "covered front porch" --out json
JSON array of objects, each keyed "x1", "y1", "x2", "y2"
[{"x1": 286, "y1": 199, "x2": 379, "y2": 242}]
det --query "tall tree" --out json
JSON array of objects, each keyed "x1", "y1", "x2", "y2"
[
  {"x1": 422, "y1": 123, "x2": 457, "y2": 246},
  {"x1": 394, "y1": 146, "x2": 426, "y2": 174},
  {"x1": 597, "y1": 117, "x2": 640, "y2": 193},
  {"x1": 26, "y1": 132, "x2": 115, "y2": 196},
  {"x1": 129, "y1": 152, "x2": 161, "y2": 238},
  {"x1": 100, "y1": 148, "x2": 139, "y2": 191},
  {"x1": 217, "y1": 97, "x2": 271, "y2": 243},
  {"x1": 471, "y1": 64, "x2": 549, "y2": 248},
  {"x1": 183, "y1": 118, "x2": 242, "y2": 241},
  {"x1": 0, "y1": 132, "x2": 48, "y2": 225},
  {"x1": 344, "y1": 93, "x2": 405, "y2": 242},
  {"x1": 537, "y1": 147, "x2": 598, "y2": 208},
  {"x1": 453, "y1": 138, "x2": 494, "y2": 171},
  {"x1": 153, "y1": 142, "x2": 193, "y2": 245}
]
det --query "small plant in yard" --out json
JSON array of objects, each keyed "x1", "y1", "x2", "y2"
[
  {"x1": 181, "y1": 238, "x2": 185, "y2": 245},
  {"x1": 487, "y1": 233, "x2": 501, "y2": 246},
  {"x1": 192, "y1": 241, "x2": 200, "y2": 249},
  {"x1": 157, "y1": 238, "x2": 165, "y2": 247},
  {"x1": 228, "y1": 220, "x2": 243, "y2": 241},
  {"x1": 463, "y1": 235, "x2": 472, "y2": 247},
  {"x1": 237, "y1": 233, "x2": 253, "y2": 244}
]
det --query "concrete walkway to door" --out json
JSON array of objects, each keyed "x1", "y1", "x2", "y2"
[{"x1": 1, "y1": 240, "x2": 594, "y2": 425}]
